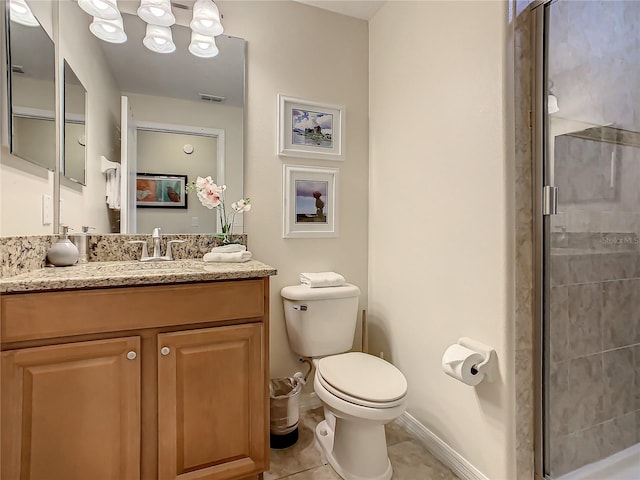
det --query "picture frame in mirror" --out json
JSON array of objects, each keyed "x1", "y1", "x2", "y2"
[{"x1": 136, "y1": 173, "x2": 188, "y2": 209}]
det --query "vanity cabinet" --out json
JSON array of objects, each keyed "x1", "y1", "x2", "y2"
[
  {"x1": 158, "y1": 324, "x2": 265, "y2": 480},
  {"x1": 1, "y1": 337, "x2": 141, "y2": 480},
  {"x1": 0, "y1": 278, "x2": 270, "y2": 480}
]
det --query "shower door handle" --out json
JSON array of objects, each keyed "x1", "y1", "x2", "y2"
[{"x1": 543, "y1": 186, "x2": 558, "y2": 215}]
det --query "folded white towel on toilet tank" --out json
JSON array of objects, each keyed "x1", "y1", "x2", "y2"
[{"x1": 300, "y1": 272, "x2": 346, "y2": 288}]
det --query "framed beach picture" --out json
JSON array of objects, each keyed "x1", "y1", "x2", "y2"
[
  {"x1": 283, "y1": 164, "x2": 339, "y2": 238},
  {"x1": 136, "y1": 173, "x2": 188, "y2": 208},
  {"x1": 277, "y1": 94, "x2": 345, "y2": 161}
]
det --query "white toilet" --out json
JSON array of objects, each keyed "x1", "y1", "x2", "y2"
[{"x1": 281, "y1": 283, "x2": 408, "y2": 480}]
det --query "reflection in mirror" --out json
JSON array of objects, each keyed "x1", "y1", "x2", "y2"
[
  {"x1": 63, "y1": 61, "x2": 87, "y2": 185},
  {"x1": 136, "y1": 128, "x2": 220, "y2": 234},
  {"x1": 62, "y1": 2, "x2": 245, "y2": 234},
  {"x1": 7, "y1": 0, "x2": 55, "y2": 171}
]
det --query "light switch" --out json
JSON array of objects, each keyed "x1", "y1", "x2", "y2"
[
  {"x1": 191, "y1": 217, "x2": 199, "y2": 227},
  {"x1": 42, "y1": 195, "x2": 53, "y2": 225}
]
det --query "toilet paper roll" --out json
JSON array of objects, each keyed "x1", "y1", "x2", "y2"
[{"x1": 441, "y1": 344, "x2": 485, "y2": 386}]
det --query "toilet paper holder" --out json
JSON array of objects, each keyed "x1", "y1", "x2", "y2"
[
  {"x1": 456, "y1": 337, "x2": 497, "y2": 383},
  {"x1": 448, "y1": 337, "x2": 496, "y2": 382}
]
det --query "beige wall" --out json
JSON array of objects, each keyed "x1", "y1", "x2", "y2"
[
  {"x1": 369, "y1": 2, "x2": 515, "y2": 479},
  {"x1": 219, "y1": 1, "x2": 369, "y2": 378}
]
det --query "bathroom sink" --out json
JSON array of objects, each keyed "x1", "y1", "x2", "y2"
[{"x1": 91, "y1": 260, "x2": 199, "y2": 275}]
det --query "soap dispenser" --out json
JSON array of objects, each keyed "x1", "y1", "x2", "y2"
[
  {"x1": 47, "y1": 226, "x2": 79, "y2": 267},
  {"x1": 71, "y1": 226, "x2": 94, "y2": 264}
]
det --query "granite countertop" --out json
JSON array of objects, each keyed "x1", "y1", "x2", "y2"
[{"x1": 0, "y1": 259, "x2": 277, "y2": 293}]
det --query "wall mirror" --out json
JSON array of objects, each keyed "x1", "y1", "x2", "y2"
[
  {"x1": 61, "y1": 1, "x2": 245, "y2": 235},
  {"x1": 6, "y1": 0, "x2": 56, "y2": 171},
  {"x1": 63, "y1": 61, "x2": 87, "y2": 185}
]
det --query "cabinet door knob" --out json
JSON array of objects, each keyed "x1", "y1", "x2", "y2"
[
  {"x1": 126, "y1": 351, "x2": 137, "y2": 360},
  {"x1": 160, "y1": 346, "x2": 171, "y2": 356}
]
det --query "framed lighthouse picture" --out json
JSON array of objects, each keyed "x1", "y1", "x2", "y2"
[{"x1": 277, "y1": 95, "x2": 345, "y2": 161}]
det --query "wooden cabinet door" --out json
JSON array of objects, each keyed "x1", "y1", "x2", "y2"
[
  {"x1": 158, "y1": 323, "x2": 267, "y2": 480},
  {"x1": 1, "y1": 337, "x2": 141, "y2": 480}
]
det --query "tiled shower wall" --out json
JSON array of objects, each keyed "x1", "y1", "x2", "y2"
[
  {"x1": 545, "y1": 1, "x2": 640, "y2": 476},
  {"x1": 548, "y1": 237, "x2": 640, "y2": 476}
]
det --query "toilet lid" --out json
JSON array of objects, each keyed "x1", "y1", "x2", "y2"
[{"x1": 317, "y1": 352, "x2": 407, "y2": 403}]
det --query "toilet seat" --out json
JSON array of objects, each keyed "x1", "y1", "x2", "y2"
[{"x1": 316, "y1": 352, "x2": 407, "y2": 408}]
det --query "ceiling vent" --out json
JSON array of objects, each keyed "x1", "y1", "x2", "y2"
[
  {"x1": 199, "y1": 93, "x2": 225, "y2": 103},
  {"x1": 11, "y1": 65, "x2": 25, "y2": 74}
]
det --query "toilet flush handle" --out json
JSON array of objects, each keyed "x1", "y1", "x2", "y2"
[{"x1": 292, "y1": 304, "x2": 307, "y2": 311}]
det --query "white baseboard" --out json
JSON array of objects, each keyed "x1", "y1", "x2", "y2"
[
  {"x1": 299, "y1": 392, "x2": 322, "y2": 411},
  {"x1": 395, "y1": 412, "x2": 490, "y2": 480}
]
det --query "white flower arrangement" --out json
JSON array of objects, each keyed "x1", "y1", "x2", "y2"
[{"x1": 187, "y1": 176, "x2": 251, "y2": 243}]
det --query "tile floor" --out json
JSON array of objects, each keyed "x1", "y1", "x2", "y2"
[{"x1": 265, "y1": 407, "x2": 460, "y2": 480}]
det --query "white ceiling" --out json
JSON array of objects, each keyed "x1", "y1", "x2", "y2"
[{"x1": 293, "y1": 1, "x2": 386, "y2": 20}]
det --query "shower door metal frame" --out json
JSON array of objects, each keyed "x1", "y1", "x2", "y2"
[{"x1": 531, "y1": 1, "x2": 554, "y2": 479}]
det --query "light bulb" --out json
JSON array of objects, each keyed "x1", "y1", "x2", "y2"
[
  {"x1": 189, "y1": 31, "x2": 218, "y2": 58},
  {"x1": 89, "y1": 15, "x2": 127, "y2": 43},
  {"x1": 190, "y1": 0, "x2": 223, "y2": 36},
  {"x1": 143, "y1": 24, "x2": 175, "y2": 53},
  {"x1": 78, "y1": 0, "x2": 120, "y2": 20},
  {"x1": 137, "y1": 0, "x2": 175, "y2": 27}
]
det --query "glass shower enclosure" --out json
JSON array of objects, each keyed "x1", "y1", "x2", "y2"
[{"x1": 534, "y1": 1, "x2": 640, "y2": 479}]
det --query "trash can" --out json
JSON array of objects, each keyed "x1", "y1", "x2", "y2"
[{"x1": 269, "y1": 373, "x2": 304, "y2": 449}]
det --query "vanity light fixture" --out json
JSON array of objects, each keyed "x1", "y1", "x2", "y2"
[
  {"x1": 143, "y1": 24, "x2": 176, "y2": 53},
  {"x1": 75, "y1": 0, "x2": 224, "y2": 59},
  {"x1": 137, "y1": 0, "x2": 175, "y2": 27},
  {"x1": 188, "y1": 32, "x2": 219, "y2": 58},
  {"x1": 8, "y1": 0, "x2": 39, "y2": 27},
  {"x1": 89, "y1": 15, "x2": 127, "y2": 43},
  {"x1": 190, "y1": 0, "x2": 223, "y2": 37},
  {"x1": 78, "y1": 0, "x2": 121, "y2": 21}
]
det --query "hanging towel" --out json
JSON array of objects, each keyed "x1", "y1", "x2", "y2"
[
  {"x1": 203, "y1": 251, "x2": 252, "y2": 263},
  {"x1": 300, "y1": 272, "x2": 346, "y2": 288},
  {"x1": 105, "y1": 163, "x2": 121, "y2": 210}
]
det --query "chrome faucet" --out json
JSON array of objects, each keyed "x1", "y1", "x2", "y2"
[
  {"x1": 152, "y1": 227, "x2": 162, "y2": 258},
  {"x1": 128, "y1": 227, "x2": 185, "y2": 262}
]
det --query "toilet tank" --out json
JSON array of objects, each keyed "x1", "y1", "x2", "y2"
[{"x1": 281, "y1": 284, "x2": 360, "y2": 357}]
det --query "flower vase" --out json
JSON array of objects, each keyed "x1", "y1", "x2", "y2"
[
  {"x1": 222, "y1": 231, "x2": 234, "y2": 245},
  {"x1": 220, "y1": 227, "x2": 239, "y2": 245}
]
